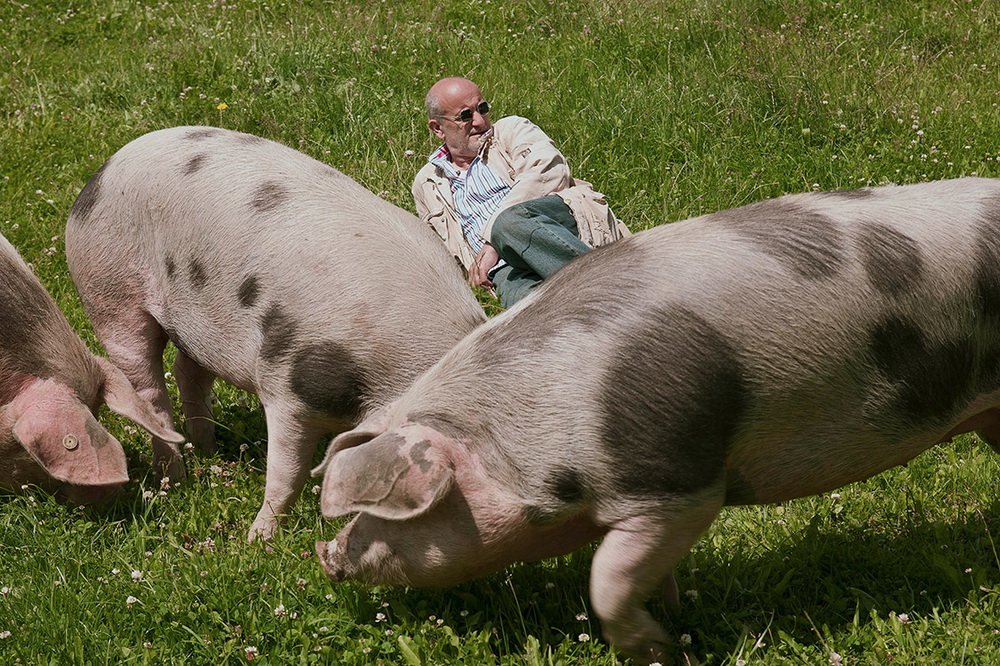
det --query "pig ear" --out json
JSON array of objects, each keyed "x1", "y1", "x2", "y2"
[
  {"x1": 311, "y1": 409, "x2": 393, "y2": 478},
  {"x1": 320, "y1": 434, "x2": 453, "y2": 521},
  {"x1": 95, "y1": 357, "x2": 185, "y2": 444},
  {"x1": 12, "y1": 399, "x2": 129, "y2": 486}
]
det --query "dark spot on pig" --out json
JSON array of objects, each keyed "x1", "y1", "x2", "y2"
[
  {"x1": 188, "y1": 259, "x2": 207, "y2": 290},
  {"x1": 70, "y1": 158, "x2": 110, "y2": 222},
  {"x1": 410, "y1": 440, "x2": 434, "y2": 473},
  {"x1": 600, "y1": 305, "x2": 746, "y2": 497},
  {"x1": 183, "y1": 153, "x2": 208, "y2": 175},
  {"x1": 289, "y1": 342, "x2": 366, "y2": 420},
  {"x1": 85, "y1": 415, "x2": 111, "y2": 450},
  {"x1": 547, "y1": 467, "x2": 586, "y2": 504},
  {"x1": 165, "y1": 256, "x2": 176, "y2": 280},
  {"x1": 868, "y1": 316, "x2": 976, "y2": 424},
  {"x1": 715, "y1": 198, "x2": 843, "y2": 280},
  {"x1": 251, "y1": 181, "x2": 290, "y2": 213},
  {"x1": 857, "y1": 223, "x2": 924, "y2": 298},
  {"x1": 238, "y1": 275, "x2": 260, "y2": 308},
  {"x1": 184, "y1": 128, "x2": 222, "y2": 141},
  {"x1": 723, "y1": 467, "x2": 757, "y2": 505},
  {"x1": 260, "y1": 304, "x2": 298, "y2": 362}
]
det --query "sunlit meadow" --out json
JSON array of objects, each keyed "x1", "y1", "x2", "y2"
[{"x1": 1, "y1": 0, "x2": 999, "y2": 663}]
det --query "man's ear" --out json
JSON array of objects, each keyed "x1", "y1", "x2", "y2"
[{"x1": 428, "y1": 118, "x2": 445, "y2": 140}]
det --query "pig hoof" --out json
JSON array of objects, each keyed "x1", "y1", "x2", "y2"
[{"x1": 248, "y1": 517, "x2": 278, "y2": 542}]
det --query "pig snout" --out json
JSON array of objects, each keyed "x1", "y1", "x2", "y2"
[
  {"x1": 315, "y1": 519, "x2": 413, "y2": 586},
  {"x1": 315, "y1": 539, "x2": 348, "y2": 583}
]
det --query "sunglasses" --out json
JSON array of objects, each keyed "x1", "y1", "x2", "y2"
[{"x1": 439, "y1": 101, "x2": 491, "y2": 123}]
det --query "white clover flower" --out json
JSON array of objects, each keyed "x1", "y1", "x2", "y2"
[
  {"x1": 375, "y1": 612, "x2": 386, "y2": 622},
  {"x1": 679, "y1": 634, "x2": 692, "y2": 646},
  {"x1": 898, "y1": 613, "x2": 910, "y2": 624},
  {"x1": 576, "y1": 612, "x2": 588, "y2": 621},
  {"x1": 131, "y1": 570, "x2": 143, "y2": 581},
  {"x1": 274, "y1": 604, "x2": 286, "y2": 618},
  {"x1": 244, "y1": 645, "x2": 258, "y2": 659},
  {"x1": 0, "y1": 630, "x2": 10, "y2": 639},
  {"x1": 126, "y1": 595, "x2": 139, "y2": 607},
  {"x1": 685, "y1": 589, "x2": 698, "y2": 600},
  {"x1": 578, "y1": 633, "x2": 590, "y2": 642}
]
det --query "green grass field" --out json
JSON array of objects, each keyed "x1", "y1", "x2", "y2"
[{"x1": 2, "y1": 0, "x2": 1000, "y2": 663}]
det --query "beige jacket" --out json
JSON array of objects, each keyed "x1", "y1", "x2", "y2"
[{"x1": 412, "y1": 115, "x2": 631, "y2": 272}]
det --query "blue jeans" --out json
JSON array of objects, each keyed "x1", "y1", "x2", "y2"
[{"x1": 489, "y1": 195, "x2": 591, "y2": 307}]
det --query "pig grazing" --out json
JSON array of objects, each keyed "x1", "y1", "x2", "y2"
[
  {"x1": 0, "y1": 233, "x2": 184, "y2": 504},
  {"x1": 315, "y1": 177, "x2": 1000, "y2": 663},
  {"x1": 65, "y1": 126, "x2": 486, "y2": 540}
]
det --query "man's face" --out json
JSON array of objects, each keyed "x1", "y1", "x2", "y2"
[{"x1": 428, "y1": 82, "x2": 492, "y2": 167}]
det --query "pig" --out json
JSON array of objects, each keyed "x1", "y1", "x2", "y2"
[
  {"x1": 64, "y1": 126, "x2": 487, "y2": 540},
  {"x1": 314, "y1": 177, "x2": 1000, "y2": 663},
  {"x1": 0, "y1": 233, "x2": 184, "y2": 504}
]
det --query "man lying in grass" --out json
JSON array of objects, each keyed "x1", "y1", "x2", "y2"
[{"x1": 412, "y1": 76, "x2": 631, "y2": 307}]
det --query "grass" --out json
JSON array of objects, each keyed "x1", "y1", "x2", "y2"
[{"x1": 1, "y1": 0, "x2": 999, "y2": 663}]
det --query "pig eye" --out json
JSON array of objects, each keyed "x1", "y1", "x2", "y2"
[{"x1": 62, "y1": 434, "x2": 79, "y2": 451}]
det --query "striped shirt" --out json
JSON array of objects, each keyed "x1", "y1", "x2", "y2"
[{"x1": 428, "y1": 139, "x2": 511, "y2": 258}]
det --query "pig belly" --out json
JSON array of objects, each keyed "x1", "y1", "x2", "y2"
[
  {"x1": 724, "y1": 430, "x2": 943, "y2": 505},
  {"x1": 158, "y1": 312, "x2": 260, "y2": 393}
]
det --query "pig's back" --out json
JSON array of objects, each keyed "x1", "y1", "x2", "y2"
[
  {"x1": 66, "y1": 126, "x2": 483, "y2": 404},
  {"x1": 404, "y1": 178, "x2": 1000, "y2": 520}
]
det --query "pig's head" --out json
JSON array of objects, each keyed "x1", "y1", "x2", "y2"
[
  {"x1": 0, "y1": 357, "x2": 184, "y2": 503},
  {"x1": 313, "y1": 418, "x2": 605, "y2": 587}
]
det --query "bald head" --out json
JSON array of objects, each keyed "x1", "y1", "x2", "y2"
[
  {"x1": 424, "y1": 77, "x2": 493, "y2": 169},
  {"x1": 425, "y1": 77, "x2": 482, "y2": 118}
]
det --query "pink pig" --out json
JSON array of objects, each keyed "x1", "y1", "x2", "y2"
[
  {"x1": 0, "y1": 234, "x2": 184, "y2": 503},
  {"x1": 315, "y1": 178, "x2": 1000, "y2": 663},
  {"x1": 64, "y1": 127, "x2": 485, "y2": 540}
]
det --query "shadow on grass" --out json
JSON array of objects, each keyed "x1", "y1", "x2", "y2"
[{"x1": 327, "y1": 502, "x2": 1000, "y2": 662}]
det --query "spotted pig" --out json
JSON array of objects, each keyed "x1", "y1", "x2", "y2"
[
  {"x1": 0, "y1": 233, "x2": 183, "y2": 503},
  {"x1": 65, "y1": 126, "x2": 486, "y2": 540},
  {"x1": 314, "y1": 177, "x2": 1000, "y2": 663}
]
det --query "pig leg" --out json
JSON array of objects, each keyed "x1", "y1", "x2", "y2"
[
  {"x1": 173, "y1": 350, "x2": 217, "y2": 454},
  {"x1": 93, "y1": 311, "x2": 186, "y2": 483},
  {"x1": 248, "y1": 401, "x2": 336, "y2": 541},
  {"x1": 590, "y1": 497, "x2": 723, "y2": 665}
]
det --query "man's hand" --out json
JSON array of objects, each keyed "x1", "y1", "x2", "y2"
[{"x1": 469, "y1": 243, "x2": 500, "y2": 287}]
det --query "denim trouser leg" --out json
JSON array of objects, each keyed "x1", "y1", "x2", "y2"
[{"x1": 489, "y1": 195, "x2": 591, "y2": 307}]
